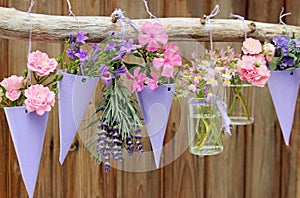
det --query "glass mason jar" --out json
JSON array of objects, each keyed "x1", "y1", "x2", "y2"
[
  {"x1": 188, "y1": 98, "x2": 223, "y2": 156},
  {"x1": 224, "y1": 83, "x2": 255, "y2": 125}
]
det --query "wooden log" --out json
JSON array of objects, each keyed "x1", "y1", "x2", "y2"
[{"x1": 0, "y1": 6, "x2": 300, "y2": 43}]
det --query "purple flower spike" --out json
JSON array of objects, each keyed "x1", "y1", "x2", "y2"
[
  {"x1": 104, "y1": 161, "x2": 111, "y2": 172},
  {"x1": 66, "y1": 49, "x2": 75, "y2": 60},
  {"x1": 76, "y1": 31, "x2": 89, "y2": 44}
]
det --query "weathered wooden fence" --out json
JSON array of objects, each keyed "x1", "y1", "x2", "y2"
[{"x1": 0, "y1": 0, "x2": 300, "y2": 197}]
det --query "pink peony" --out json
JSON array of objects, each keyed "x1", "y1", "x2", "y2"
[
  {"x1": 0, "y1": 75, "x2": 24, "y2": 92},
  {"x1": 242, "y1": 38, "x2": 262, "y2": 55},
  {"x1": 153, "y1": 52, "x2": 182, "y2": 77},
  {"x1": 27, "y1": 50, "x2": 58, "y2": 77},
  {"x1": 263, "y1": 43, "x2": 275, "y2": 62},
  {"x1": 137, "y1": 22, "x2": 169, "y2": 52},
  {"x1": 6, "y1": 89, "x2": 21, "y2": 101},
  {"x1": 126, "y1": 67, "x2": 146, "y2": 93},
  {"x1": 145, "y1": 72, "x2": 159, "y2": 90},
  {"x1": 24, "y1": 84, "x2": 55, "y2": 116}
]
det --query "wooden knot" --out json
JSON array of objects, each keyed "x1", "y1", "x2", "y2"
[
  {"x1": 200, "y1": 14, "x2": 207, "y2": 25},
  {"x1": 69, "y1": 140, "x2": 79, "y2": 152},
  {"x1": 111, "y1": 14, "x2": 119, "y2": 23},
  {"x1": 248, "y1": 21, "x2": 256, "y2": 33}
]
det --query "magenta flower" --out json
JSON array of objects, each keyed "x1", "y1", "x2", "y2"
[
  {"x1": 24, "y1": 84, "x2": 55, "y2": 116},
  {"x1": 153, "y1": 52, "x2": 182, "y2": 77},
  {"x1": 27, "y1": 50, "x2": 58, "y2": 77},
  {"x1": 145, "y1": 72, "x2": 159, "y2": 90},
  {"x1": 137, "y1": 22, "x2": 169, "y2": 52},
  {"x1": 126, "y1": 67, "x2": 146, "y2": 93}
]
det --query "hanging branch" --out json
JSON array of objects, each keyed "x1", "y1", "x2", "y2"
[{"x1": 0, "y1": 7, "x2": 300, "y2": 43}]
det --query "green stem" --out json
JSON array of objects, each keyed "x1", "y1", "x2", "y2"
[{"x1": 227, "y1": 86, "x2": 251, "y2": 121}]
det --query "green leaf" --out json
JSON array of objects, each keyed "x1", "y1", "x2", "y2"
[
  {"x1": 123, "y1": 62, "x2": 141, "y2": 72},
  {"x1": 268, "y1": 57, "x2": 281, "y2": 70}
]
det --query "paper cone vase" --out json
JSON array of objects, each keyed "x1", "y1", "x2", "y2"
[
  {"x1": 136, "y1": 84, "x2": 175, "y2": 168},
  {"x1": 268, "y1": 68, "x2": 300, "y2": 145},
  {"x1": 4, "y1": 106, "x2": 49, "y2": 198},
  {"x1": 58, "y1": 72, "x2": 98, "y2": 164}
]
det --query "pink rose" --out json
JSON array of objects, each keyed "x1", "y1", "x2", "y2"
[
  {"x1": 0, "y1": 75, "x2": 24, "y2": 92},
  {"x1": 263, "y1": 43, "x2": 275, "y2": 62},
  {"x1": 24, "y1": 84, "x2": 55, "y2": 116},
  {"x1": 242, "y1": 38, "x2": 262, "y2": 55},
  {"x1": 137, "y1": 22, "x2": 169, "y2": 52},
  {"x1": 6, "y1": 89, "x2": 21, "y2": 101},
  {"x1": 27, "y1": 50, "x2": 58, "y2": 77}
]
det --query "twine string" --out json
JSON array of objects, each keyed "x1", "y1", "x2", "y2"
[
  {"x1": 230, "y1": 13, "x2": 247, "y2": 40},
  {"x1": 27, "y1": 0, "x2": 35, "y2": 81},
  {"x1": 142, "y1": 0, "x2": 161, "y2": 23},
  {"x1": 279, "y1": 7, "x2": 291, "y2": 25},
  {"x1": 206, "y1": 5, "x2": 220, "y2": 51}
]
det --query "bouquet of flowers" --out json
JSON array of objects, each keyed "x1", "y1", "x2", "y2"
[
  {"x1": 85, "y1": 32, "x2": 144, "y2": 172},
  {"x1": 212, "y1": 38, "x2": 271, "y2": 125},
  {"x1": 265, "y1": 34, "x2": 300, "y2": 145},
  {"x1": 0, "y1": 50, "x2": 61, "y2": 198},
  {"x1": 176, "y1": 51, "x2": 225, "y2": 156},
  {"x1": 125, "y1": 21, "x2": 182, "y2": 91},
  {"x1": 0, "y1": 50, "x2": 61, "y2": 113}
]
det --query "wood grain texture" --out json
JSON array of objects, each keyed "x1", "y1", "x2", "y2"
[{"x1": 1, "y1": 6, "x2": 300, "y2": 43}]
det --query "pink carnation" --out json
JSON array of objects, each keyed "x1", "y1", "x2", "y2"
[
  {"x1": 27, "y1": 50, "x2": 58, "y2": 77},
  {"x1": 24, "y1": 84, "x2": 55, "y2": 116},
  {"x1": 137, "y1": 22, "x2": 169, "y2": 52},
  {"x1": 238, "y1": 56, "x2": 270, "y2": 87},
  {"x1": 0, "y1": 75, "x2": 24, "y2": 92},
  {"x1": 242, "y1": 38, "x2": 262, "y2": 55},
  {"x1": 6, "y1": 89, "x2": 21, "y2": 101}
]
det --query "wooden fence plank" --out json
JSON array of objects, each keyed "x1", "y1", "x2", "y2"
[
  {"x1": 246, "y1": 1, "x2": 284, "y2": 198},
  {"x1": 0, "y1": 1, "x2": 9, "y2": 197}
]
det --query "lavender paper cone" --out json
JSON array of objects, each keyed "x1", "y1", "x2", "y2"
[
  {"x1": 58, "y1": 72, "x2": 98, "y2": 164},
  {"x1": 268, "y1": 68, "x2": 300, "y2": 145},
  {"x1": 4, "y1": 106, "x2": 48, "y2": 198},
  {"x1": 136, "y1": 84, "x2": 175, "y2": 168}
]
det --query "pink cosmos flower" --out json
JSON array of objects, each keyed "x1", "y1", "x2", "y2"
[
  {"x1": 126, "y1": 67, "x2": 146, "y2": 93},
  {"x1": 24, "y1": 84, "x2": 55, "y2": 116},
  {"x1": 6, "y1": 89, "x2": 21, "y2": 101},
  {"x1": 137, "y1": 22, "x2": 169, "y2": 52},
  {"x1": 27, "y1": 50, "x2": 58, "y2": 77},
  {"x1": 242, "y1": 38, "x2": 262, "y2": 55},
  {"x1": 145, "y1": 72, "x2": 159, "y2": 90},
  {"x1": 153, "y1": 52, "x2": 182, "y2": 77},
  {"x1": 263, "y1": 43, "x2": 275, "y2": 62},
  {"x1": 0, "y1": 75, "x2": 24, "y2": 92}
]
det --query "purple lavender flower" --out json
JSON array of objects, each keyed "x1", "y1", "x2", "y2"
[
  {"x1": 120, "y1": 39, "x2": 137, "y2": 55},
  {"x1": 76, "y1": 31, "x2": 89, "y2": 44},
  {"x1": 75, "y1": 49, "x2": 89, "y2": 62},
  {"x1": 272, "y1": 35, "x2": 290, "y2": 56},
  {"x1": 69, "y1": 34, "x2": 74, "y2": 43},
  {"x1": 105, "y1": 41, "x2": 117, "y2": 52},
  {"x1": 104, "y1": 161, "x2": 111, "y2": 172},
  {"x1": 278, "y1": 56, "x2": 296, "y2": 70}
]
